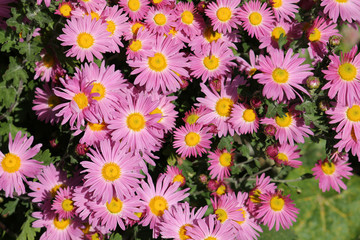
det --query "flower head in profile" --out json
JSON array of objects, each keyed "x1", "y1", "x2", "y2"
[
  {"x1": 165, "y1": 166, "x2": 186, "y2": 187},
  {"x1": 34, "y1": 49, "x2": 65, "y2": 83},
  {"x1": 320, "y1": 0, "x2": 360, "y2": 23},
  {"x1": 270, "y1": 0, "x2": 299, "y2": 22}
]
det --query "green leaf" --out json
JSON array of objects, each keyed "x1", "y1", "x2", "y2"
[
  {"x1": 18, "y1": 214, "x2": 41, "y2": 240},
  {"x1": 0, "y1": 83, "x2": 17, "y2": 108},
  {"x1": 33, "y1": 149, "x2": 52, "y2": 165},
  {"x1": 217, "y1": 135, "x2": 233, "y2": 151},
  {"x1": 1, "y1": 199, "x2": 19, "y2": 216},
  {"x1": 278, "y1": 33, "x2": 288, "y2": 50},
  {"x1": 3, "y1": 56, "x2": 28, "y2": 85},
  {"x1": 259, "y1": 225, "x2": 297, "y2": 240},
  {"x1": 109, "y1": 233, "x2": 123, "y2": 240}
]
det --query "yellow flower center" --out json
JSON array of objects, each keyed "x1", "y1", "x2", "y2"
[
  {"x1": 204, "y1": 237, "x2": 217, "y2": 240},
  {"x1": 77, "y1": 32, "x2": 94, "y2": 49},
  {"x1": 106, "y1": 198, "x2": 123, "y2": 214},
  {"x1": 243, "y1": 109, "x2": 256, "y2": 122},
  {"x1": 335, "y1": 0, "x2": 348, "y2": 2},
  {"x1": 235, "y1": 208, "x2": 246, "y2": 225},
  {"x1": 150, "y1": 107, "x2": 163, "y2": 123},
  {"x1": 271, "y1": 27, "x2": 286, "y2": 41},
  {"x1": 1, "y1": 153, "x2": 21, "y2": 173},
  {"x1": 73, "y1": 93, "x2": 89, "y2": 110},
  {"x1": 347, "y1": 105, "x2": 360, "y2": 122},
  {"x1": 154, "y1": 13, "x2": 167, "y2": 26},
  {"x1": 249, "y1": 68, "x2": 257, "y2": 76},
  {"x1": 275, "y1": 113, "x2": 292, "y2": 127},
  {"x1": 270, "y1": 196, "x2": 285, "y2": 211},
  {"x1": 50, "y1": 184, "x2": 65, "y2": 198},
  {"x1": 101, "y1": 162, "x2": 121, "y2": 182},
  {"x1": 272, "y1": 0, "x2": 282, "y2": 8},
  {"x1": 153, "y1": 0, "x2": 163, "y2": 3},
  {"x1": 88, "y1": 122, "x2": 106, "y2": 131},
  {"x1": 216, "y1": 185, "x2": 226, "y2": 195},
  {"x1": 203, "y1": 55, "x2": 220, "y2": 70},
  {"x1": 91, "y1": 83, "x2": 106, "y2": 101},
  {"x1": 131, "y1": 22, "x2": 144, "y2": 34},
  {"x1": 47, "y1": 95, "x2": 61, "y2": 109},
  {"x1": 126, "y1": 113, "x2": 146, "y2": 131},
  {"x1": 276, "y1": 152, "x2": 289, "y2": 162},
  {"x1": 89, "y1": 11, "x2": 100, "y2": 20},
  {"x1": 308, "y1": 28, "x2": 321, "y2": 42},
  {"x1": 91, "y1": 233, "x2": 100, "y2": 240},
  {"x1": 272, "y1": 68, "x2": 289, "y2": 84},
  {"x1": 321, "y1": 161, "x2": 336, "y2": 175},
  {"x1": 249, "y1": 188, "x2": 261, "y2": 203},
  {"x1": 215, "y1": 98, "x2": 233, "y2": 117},
  {"x1": 178, "y1": 224, "x2": 192, "y2": 240},
  {"x1": 168, "y1": 27, "x2": 177, "y2": 36},
  {"x1": 149, "y1": 196, "x2": 168, "y2": 216},
  {"x1": 181, "y1": 10, "x2": 194, "y2": 25},
  {"x1": 216, "y1": 7, "x2": 232, "y2": 22},
  {"x1": 148, "y1": 53, "x2": 167, "y2": 72},
  {"x1": 215, "y1": 208, "x2": 228, "y2": 223},
  {"x1": 53, "y1": 217, "x2": 70, "y2": 230},
  {"x1": 173, "y1": 174, "x2": 185, "y2": 185},
  {"x1": 338, "y1": 62, "x2": 357, "y2": 81},
  {"x1": 106, "y1": 20, "x2": 116, "y2": 35},
  {"x1": 219, "y1": 152, "x2": 232, "y2": 167},
  {"x1": 59, "y1": 3, "x2": 72, "y2": 17},
  {"x1": 204, "y1": 27, "x2": 221, "y2": 43},
  {"x1": 43, "y1": 53, "x2": 55, "y2": 68},
  {"x1": 186, "y1": 114, "x2": 199, "y2": 124},
  {"x1": 61, "y1": 199, "x2": 74, "y2": 212},
  {"x1": 249, "y1": 12, "x2": 262, "y2": 26},
  {"x1": 129, "y1": 40, "x2": 142, "y2": 52},
  {"x1": 128, "y1": 0, "x2": 140, "y2": 11},
  {"x1": 185, "y1": 132, "x2": 201, "y2": 147}
]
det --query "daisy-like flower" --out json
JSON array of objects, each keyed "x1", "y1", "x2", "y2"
[
  {"x1": 57, "y1": 15, "x2": 111, "y2": 62},
  {"x1": 52, "y1": 187, "x2": 76, "y2": 220},
  {"x1": 259, "y1": 19, "x2": 292, "y2": 52},
  {"x1": 189, "y1": 41, "x2": 236, "y2": 82},
  {"x1": 212, "y1": 194, "x2": 244, "y2": 225},
  {"x1": 261, "y1": 110, "x2": 314, "y2": 145},
  {"x1": 0, "y1": 131, "x2": 42, "y2": 198},
  {"x1": 75, "y1": 120, "x2": 111, "y2": 147},
  {"x1": 320, "y1": 0, "x2": 360, "y2": 23},
  {"x1": 322, "y1": 45, "x2": 360, "y2": 106},
  {"x1": 312, "y1": 158, "x2": 353, "y2": 193},
  {"x1": 126, "y1": 28, "x2": 155, "y2": 60},
  {"x1": 123, "y1": 21, "x2": 146, "y2": 40},
  {"x1": 137, "y1": 174, "x2": 190, "y2": 231},
  {"x1": 238, "y1": 0, "x2": 275, "y2": 39},
  {"x1": 78, "y1": 0, "x2": 106, "y2": 12},
  {"x1": 128, "y1": 36, "x2": 189, "y2": 94},
  {"x1": 274, "y1": 144, "x2": 302, "y2": 168},
  {"x1": 236, "y1": 49, "x2": 259, "y2": 77},
  {"x1": 165, "y1": 166, "x2": 186, "y2": 187},
  {"x1": 34, "y1": 49, "x2": 65, "y2": 83},
  {"x1": 81, "y1": 139, "x2": 143, "y2": 204},
  {"x1": 229, "y1": 103, "x2": 259, "y2": 135},
  {"x1": 205, "y1": 0, "x2": 241, "y2": 34},
  {"x1": 257, "y1": 190, "x2": 299, "y2": 231},
  {"x1": 55, "y1": 2, "x2": 73, "y2": 18},
  {"x1": 173, "y1": 1, "x2": 203, "y2": 37},
  {"x1": 145, "y1": 6, "x2": 174, "y2": 35},
  {"x1": 149, "y1": 93, "x2": 177, "y2": 134},
  {"x1": 183, "y1": 105, "x2": 209, "y2": 126},
  {"x1": 119, "y1": 0, "x2": 149, "y2": 21},
  {"x1": 150, "y1": 0, "x2": 173, "y2": 8},
  {"x1": 334, "y1": 129, "x2": 360, "y2": 161},
  {"x1": 208, "y1": 148, "x2": 234, "y2": 181},
  {"x1": 160, "y1": 202, "x2": 207, "y2": 240},
  {"x1": 0, "y1": 0, "x2": 15, "y2": 20},
  {"x1": 270, "y1": 0, "x2": 299, "y2": 22},
  {"x1": 254, "y1": 48, "x2": 312, "y2": 102}
]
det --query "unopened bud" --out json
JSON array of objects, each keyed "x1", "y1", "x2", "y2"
[
  {"x1": 199, "y1": 174, "x2": 208, "y2": 184},
  {"x1": 264, "y1": 124, "x2": 277, "y2": 137},
  {"x1": 266, "y1": 145, "x2": 278, "y2": 158},
  {"x1": 75, "y1": 143, "x2": 88, "y2": 156},
  {"x1": 250, "y1": 97, "x2": 262, "y2": 109},
  {"x1": 306, "y1": 76, "x2": 320, "y2": 89},
  {"x1": 329, "y1": 35, "x2": 341, "y2": 47},
  {"x1": 319, "y1": 100, "x2": 330, "y2": 111},
  {"x1": 207, "y1": 179, "x2": 219, "y2": 192}
]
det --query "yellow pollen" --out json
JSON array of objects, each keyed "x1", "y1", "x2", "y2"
[
  {"x1": 89, "y1": 11, "x2": 100, "y2": 20},
  {"x1": 53, "y1": 217, "x2": 70, "y2": 230},
  {"x1": 128, "y1": 0, "x2": 140, "y2": 11},
  {"x1": 335, "y1": 0, "x2": 348, "y2": 2},
  {"x1": 321, "y1": 161, "x2": 336, "y2": 175},
  {"x1": 249, "y1": 188, "x2": 261, "y2": 203},
  {"x1": 272, "y1": 0, "x2": 282, "y2": 8},
  {"x1": 235, "y1": 208, "x2": 246, "y2": 225},
  {"x1": 243, "y1": 109, "x2": 256, "y2": 122},
  {"x1": 101, "y1": 162, "x2": 121, "y2": 182},
  {"x1": 178, "y1": 224, "x2": 192, "y2": 240},
  {"x1": 77, "y1": 32, "x2": 94, "y2": 49},
  {"x1": 249, "y1": 68, "x2": 257, "y2": 76},
  {"x1": 61, "y1": 199, "x2": 74, "y2": 212},
  {"x1": 347, "y1": 105, "x2": 360, "y2": 122},
  {"x1": 249, "y1": 12, "x2": 262, "y2": 26},
  {"x1": 59, "y1": 3, "x2": 72, "y2": 17},
  {"x1": 181, "y1": 10, "x2": 194, "y2": 25},
  {"x1": 186, "y1": 114, "x2": 199, "y2": 124},
  {"x1": 204, "y1": 27, "x2": 222, "y2": 43},
  {"x1": 42, "y1": 53, "x2": 55, "y2": 68},
  {"x1": 129, "y1": 40, "x2": 142, "y2": 52},
  {"x1": 73, "y1": 93, "x2": 89, "y2": 110},
  {"x1": 127, "y1": 113, "x2": 146, "y2": 131},
  {"x1": 106, "y1": 198, "x2": 123, "y2": 214},
  {"x1": 276, "y1": 152, "x2": 289, "y2": 162},
  {"x1": 131, "y1": 22, "x2": 145, "y2": 34},
  {"x1": 148, "y1": 53, "x2": 167, "y2": 72},
  {"x1": 219, "y1": 152, "x2": 232, "y2": 167},
  {"x1": 272, "y1": 68, "x2": 289, "y2": 83},
  {"x1": 204, "y1": 237, "x2": 217, "y2": 240},
  {"x1": 275, "y1": 113, "x2": 292, "y2": 127},
  {"x1": 149, "y1": 196, "x2": 168, "y2": 216},
  {"x1": 168, "y1": 27, "x2": 177, "y2": 36},
  {"x1": 173, "y1": 174, "x2": 185, "y2": 185},
  {"x1": 91, "y1": 233, "x2": 100, "y2": 240},
  {"x1": 47, "y1": 95, "x2": 61, "y2": 109},
  {"x1": 106, "y1": 20, "x2": 116, "y2": 35},
  {"x1": 270, "y1": 196, "x2": 285, "y2": 211},
  {"x1": 216, "y1": 185, "x2": 226, "y2": 195},
  {"x1": 338, "y1": 62, "x2": 357, "y2": 81},
  {"x1": 153, "y1": 0, "x2": 163, "y2": 3},
  {"x1": 216, "y1": 7, "x2": 232, "y2": 22},
  {"x1": 88, "y1": 122, "x2": 106, "y2": 131},
  {"x1": 215, "y1": 208, "x2": 228, "y2": 223},
  {"x1": 1, "y1": 153, "x2": 21, "y2": 173},
  {"x1": 203, "y1": 55, "x2": 220, "y2": 70},
  {"x1": 185, "y1": 132, "x2": 201, "y2": 147},
  {"x1": 215, "y1": 98, "x2": 234, "y2": 117},
  {"x1": 81, "y1": 223, "x2": 91, "y2": 234},
  {"x1": 50, "y1": 184, "x2": 65, "y2": 198},
  {"x1": 154, "y1": 13, "x2": 167, "y2": 26},
  {"x1": 91, "y1": 83, "x2": 106, "y2": 101},
  {"x1": 82, "y1": 0, "x2": 90, "y2": 2},
  {"x1": 308, "y1": 28, "x2": 321, "y2": 42},
  {"x1": 150, "y1": 107, "x2": 163, "y2": 123},
  {"x1": 134, "y1": 212, "x2": 143, "y2": 218},
  {"x1": 271, "y1": 27, "x2": 286, "y2": 41}
]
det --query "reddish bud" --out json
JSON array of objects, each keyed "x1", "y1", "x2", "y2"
[
  {"x1": 75, "y1": 143, "x2": 88, "y2": 156},
  {"x1": 264, "y1": 124, "x2": 277, "y2": 136},
  {"x1": 266, "y1": 145, "x2": 278, "y2": 158}
]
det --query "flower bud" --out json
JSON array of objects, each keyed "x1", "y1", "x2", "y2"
[
  {"x1": 319, "y1": 100, "x2": 330, "y2": 111},
  {"x1": 196, "y1": 1, "x2": 207, "y2": 13},
  {"x1": 306, "y1": 76, "x2": 320, "y2": 89},
  {"x1": 250, "y1": 97, "x2": 262, "y2": 109},
  {"x1": 199, "y1": 174, "x2": 208, "y2": 184},
  {"x1": 264, "y1": 124, "x2": 277, "y2": 136},
  {"x1": 207, "y1": 179, "x2": 219, "y2": 192},
  {"x1": 75, "y1": 143, "x2": 88, "y2": 156},
  {"x1": 329, "y1": 35, "x2": 341, "y2": 47},
  {"x1": 49, "y1": 138, "x2": 58, "y2": 148},
  {"x1": 266, "y1": 145, "x2": 278, "y2": 158}
]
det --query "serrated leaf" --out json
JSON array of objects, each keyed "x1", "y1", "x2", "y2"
[
  {"x1": 109, "y1": 233, "x2": 122, "y2": 240},
  {"x1": 3, "y1": 57, "x2": 28, "y2": 85},
  {"x1": 17, "y1": 41, "x2": 42, "y2": 62},
  {"x1": 217, "y1": 135, "x2": 233, "y2": 151},
  {"x1": 18, "y1": 214, "x2": 40, "y2": 240},
  {"x1": 1, "y1": 199, "x2": 19, "y2": 216},
  {"x1": 0, "y1": 122, "x2": 28, "y2": 143},
  {"x1": 0, "y1": 84, "x2": 16, "y2": 108},
  {"x1": 278, "y1": 33, "x2": 287, "y2": 50},
  {"x1": 34, "y1": 149, "x2": 52, "y2": 165}
]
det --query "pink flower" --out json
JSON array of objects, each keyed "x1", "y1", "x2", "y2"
[
  {"x1": 208, "y1": 148, "x2": 234, "y2": 181},
  {"x1": 320, "y1": 0, "x2": 360, "y2": 23},
  {"x1": 274, "y1": 144, "x2": 302, "y2": 168}
]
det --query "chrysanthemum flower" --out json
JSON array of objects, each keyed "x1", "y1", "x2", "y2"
[
  {"x1": 254, "y1": 48, "x2": 312, "y2": 102},
  {"x1": 78, "y1": 0, "x2": 106, "y2": 12},
  {"x1": 320, "y1": 0, "x2": 360, "y2": 23},
  {"x1": 322, "y1": 45, "x2": 360, "y2": 106},
  {"x1": 334, "y1": 129, "x2": 360, "y2": 161},
  {"x1": 81, "y1": 139, "x2": 143, "y2": 204},
  {"x1": 259, "y1": 19, "x2": 292, "y2": 52},
  {"x1": 0, "y1": 0, "x2": 15, "y2": 19},
  {"x1": 257, "y1": 190, "x2": 299, "y2": 231},
  {"x1": 270, "y1": 0, "x2": 299, "y2": 22},
  {"x1": 123, "y1": 21, "x2": 146, "y2": 40},
  {"x1": 55, "y1": 2, "x2": 73, "y2": 18},
  {"x1": 205, "y1": 0, "x2": 241, "y2": 34},
  {"x1": 274, "y1": 144, "x2": 302, "y2": 168},
  {"x1": 236, "y1": 49, "x2": 259, "y2": 77},
  {"x1": 238, "y1": 0, "x2": 275, "y2": 39},
  {"x1": 160, "y1": 202, "x2": 207, "y2": 240},
  {"x1": 145, "y1": 6, "x2": 174, "y2": 35},
  {"x1": 73, "y1": 185, "x2": 98, "y2": 222},
  {"x1": 119, "y1": 0, "x2": 149, "y2": 21},
  {"x1": 74, "y1": 120, "x2": 111, "y2": 147},
  {"x1": 208, "y1": 149, "x2": 234, "y2": 181},
  {"x1": 189, "y1": 41, "x2": 236, "y2": 82},
  {"x1": 58, "y1": 15, "x2": 111, "y2": 62},
  {"x1": 229, "y1": 104, "x2": 259, "y2": 135},
  {"x1": 150, "y1": 0, "x2": 173, "y2": 8},
  {"x1": 0, "y1": 131, "x2": 42, "y2": 198},
  {"x1": 212, "y1": 194, "x2": 244, "y2": 225},
  {"x1": 52, "y1": 187, "x2": 76, "y2": 220},
  {"x1": 149, "y1": 94, "x2": 177, "y2": 134},
  {"x1": 173, "y1": 1, "x2": 203, "y2": 37},
  {"x1": 128, "y1": 36, "x2": 189, "y2": 94},
  {"x1": 126, "y1": 28, "x2": 155, "y2": 60},
  {"x1": 183, "y1": 105, "x2": 209, "y2": 126},
  {"x1": 164, "y1": 166, "x2": 186, "y2": 187},
  {"x1": 312, "y1": 158, "x2": 353, "y2": 193},
  {"x1": 34, "y1": 49, "x2": 65, "y2": 82}
]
